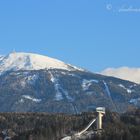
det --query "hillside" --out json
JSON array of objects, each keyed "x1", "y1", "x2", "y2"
[{"x1": 0, "y1": 109, "x2": 140, "y2": 140}]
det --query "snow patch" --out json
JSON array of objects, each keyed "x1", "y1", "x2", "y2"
[
  {"x1": 129, "y1": 98, "x2": 140, "y2": 105},
  {"x1": 22, "y1": 95, "x2": 42, "y2": 103},
  {"x1": 103, "y1": 81, "x2": 111, "y2": 97},
  {"x1": 0, "y1": 55, "x2": 4, "y2": 61},
  {"x1": 49, "y1": 72, "x2": 63, "y2": 101},
  {"x1": 49, "y1": 72, "x2": 73, "y2": 101},
  {"x1": 60, "y1": 71, "x2": 80, "y2": 78},
  {"x1": 54, "y1": 84, "x2": 64, "y2": 101},
  {"x1": 61, "y1": 136, "x2": 71, "y2": 140},
  {"x1": 118, "y1": 84, "x2": 132, "y2": 93},
  {"x1": 19, "y1": 74, "x2": 38, "y2": 87},
  {"x1": 82, "y1": 79, "x2": 99, "y2": 91},
  {"x1": 26, "y1": 74, "x2": 38, "y2": 84},
  {"x1": 20, "y1": 80, "x2": 26, "y2": 87},
  {"x1": 129, "y1": 84, "x2": 137, "y2": 89},
  {"x1": 68, "y1": 64, "x2": 85, "y2": 72},
  {"x1": 60, "y1": 87, "x2": 73, "y2": 101},
  {"x1": 19, "y1": 98, "x2": 24, "y2": 103}
]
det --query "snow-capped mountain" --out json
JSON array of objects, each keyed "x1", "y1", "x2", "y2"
[
  {"x1": 0, "y1": 52, "x2": 140, "y2": 113},
  {"x1": 0, "y1": 52, "x2": 83, "y2": 74}
]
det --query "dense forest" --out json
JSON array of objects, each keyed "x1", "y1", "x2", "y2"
[{"x1": 0, "y1": 109, "x2": 140, "y2": 140}]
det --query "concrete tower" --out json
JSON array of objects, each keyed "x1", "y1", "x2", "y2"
[{"x1": 96, "y1": 107, "x2": 105, "y2": 130}]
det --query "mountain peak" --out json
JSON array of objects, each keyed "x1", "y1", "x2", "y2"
[{"x1": 0, "y1": 52, "x2": 82, "y2": 73}]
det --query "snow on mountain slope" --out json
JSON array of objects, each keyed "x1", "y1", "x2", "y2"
[
  {"x1": 49, "y1": 71, "x2": 73, "y2": 101},
  {"x1": 82, "y1": 79, "x2": 99, "y2": 91},
  {"x1": 0, "y1": 55, "x2": 4, "y2": 61},
  {"x1": 129, "y1": 98, "x2": 140, "y2": 106},
  {"x1": 0, "y1": 52, "x2": 83, "y2": 73},
  {"x1": 22, "y1": 95, "x2": 42, "y2": 103},
  {"x1": 118, "y1": 84, "x2": 132, "y2": 94},
  {"x1": 103, "y1": 81, "x2": 111, "y2": 97}
]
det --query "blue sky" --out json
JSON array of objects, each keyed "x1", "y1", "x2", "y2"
[{"x1": 0, "y1": 0, "x2": 140, "y2": 72}]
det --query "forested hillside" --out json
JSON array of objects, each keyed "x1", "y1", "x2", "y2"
[{"x1": 0, "y1": 109, "x2": 140, "y2": 140}]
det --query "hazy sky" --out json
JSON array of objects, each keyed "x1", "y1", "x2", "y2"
[{"x1": 0, "y1": 0, "x2": 140, "y2": 72}]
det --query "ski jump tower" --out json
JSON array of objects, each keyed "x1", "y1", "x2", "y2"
[
  {"x1": 96, "y1": 107, "x2": 105, "y2": 130},
  {"x1": 61, "y1": 107, "x2": 106, "y2": 140}
]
